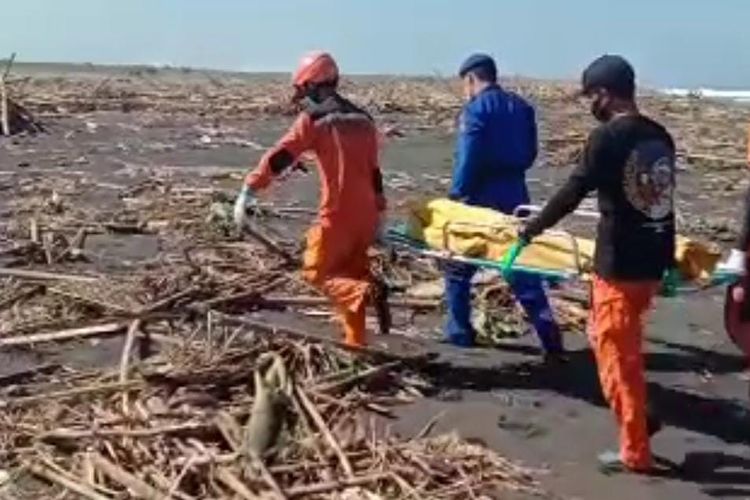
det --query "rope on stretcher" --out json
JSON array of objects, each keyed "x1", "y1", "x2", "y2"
[
  {"x1": 384, "y1": 204, "x2": 741, "y2": 297},
  {"x1": 512, "y1": 205, "x2": 741, "y2": 295}
]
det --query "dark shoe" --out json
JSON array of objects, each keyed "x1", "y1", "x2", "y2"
[
  {"x1": 372, "y1": 278, "x2": 391, "y2": 335},
  {"x1": 596, "y1": 451, "x2": 652, "y2": 475},
  {"x1": 598, "y1": 451, "x2": 628, "y2": 475},
  {"x1": 597, "y1": 450, "x2": 652, "y2": 475},
  {"x1": 647, "y1": 413, "x2": 663, "y2": 437},
  {"x1": 440, "y1": 337, "x2": 476, "y2": 348},
  {"x1": 542, "y1": 351, "x2": 569, "y2": 367}
]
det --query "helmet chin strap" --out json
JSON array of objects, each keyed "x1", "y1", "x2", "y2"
[
  {"x1": 304, "y1": 84, "x2": 323, "y2": 103},
  {"x1": 299, "y1": 81, "x2": 337, "y2": 104}
]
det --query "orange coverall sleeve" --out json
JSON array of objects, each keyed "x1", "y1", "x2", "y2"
[{"x1": 245, "y1": 113, "x2": 315, "y2": 191}]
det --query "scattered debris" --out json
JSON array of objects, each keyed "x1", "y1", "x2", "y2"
[
  {"x1": 0, "y1": 315, "x2": 550, "y2": 499},
  {"x1": 0, "y1": 158, "x2": 559, "y2": 496},
  {"x1": 2, "y1": 67, "x2": 747, "y2": 169},
  {"x1": 1, "y1": 63, "x2": 747, "y2": 498}
]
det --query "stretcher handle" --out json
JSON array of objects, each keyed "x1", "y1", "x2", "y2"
[
  {"x1": 671, "y1": 269, "x2": 741, "y2": 295},
  {"x1": 441, "y1": 220, "x2": 585, "y2": 275},
  {"x1": 513, "y1": 204, "x2": 600, "y2": 221},
  {"x1": 500, "y1": 241, "x2": 525, "y2": 280}
]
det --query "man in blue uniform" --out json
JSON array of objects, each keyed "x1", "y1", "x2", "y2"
[{"x1": 444, "y1": 53, "x2": 564, "y2": 358}]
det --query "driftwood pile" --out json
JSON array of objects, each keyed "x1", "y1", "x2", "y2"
[
  {"x1": 0, "y1": 151, "x2": 588, "y2": 339},
  {"x1": 0, "y1": 233, "x2": 560, "y2": 499},
  {"x1": 0, "y1": 315, "x2": 551, "y2": 499},
  {"x1": 0, "y1": 161, "x2": 569, "y2": 497},
  {"x1": 3, "y1": 62, "x2": 748, "y2": 171}
]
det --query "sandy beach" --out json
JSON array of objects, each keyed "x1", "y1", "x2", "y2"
[{"x1": 1, "y1": 63, "x2": 750, "y2": 499}]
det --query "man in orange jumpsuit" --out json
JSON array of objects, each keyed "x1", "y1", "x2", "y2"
[
  {"x1": 234, "y1": 51, "x2": 389, "y2": 348},
  {"x1": 521, "y1": 55, "x2": 675, "y2": 474}
]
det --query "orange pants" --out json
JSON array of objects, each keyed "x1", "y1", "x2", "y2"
[
  {"x1": 302, "y1": 221, "x2": 375, "y2": 347},
  {"x1": 589, "y1": 275, "x2": 659, "y2": 471}
]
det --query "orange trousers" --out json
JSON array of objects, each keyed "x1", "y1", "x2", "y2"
[
  {"x1": 302, "y1": 220, "x2": 375, "y2": 347},
  {"x1": 589, "y1": 275, "x2": 659, "y2": 471}
]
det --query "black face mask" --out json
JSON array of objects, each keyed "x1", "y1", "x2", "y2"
[
  {"x1": 302, "y1": 84, "x2": 332, "y2": 105},
  {"x1": 590, "y1": 93, "x2": 613, "y2": 123}
]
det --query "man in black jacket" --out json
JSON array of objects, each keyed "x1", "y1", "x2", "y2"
[{"x1": 521, "y1": 55, "x2": 675, "y2": 474}]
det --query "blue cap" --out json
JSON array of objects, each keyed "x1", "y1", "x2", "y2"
[{"x1": 458, "y1": 53, "x2": 497, "y2": 80}]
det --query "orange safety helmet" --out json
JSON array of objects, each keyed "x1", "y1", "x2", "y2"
[{"x1": 292, "y1": 51, "x2": 339, "y2": 89}]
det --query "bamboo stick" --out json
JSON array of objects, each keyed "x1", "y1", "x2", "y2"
[
  {"x1": 295, "y1": 386, "x2": 354, "y2": 478},
  {"x1": 40, "y1": 422, "x2": 215, "y2": 442},
  {"x1": 261, "y1": 294, "x2": 440, "y2": 310},
  {"x1": 0, "y1": 267, "x2": 99, "y2": 283},
  {"x1": 91, "y1": 453, "x2": 167, "y2": 499},
  {"x1": 25, "y1": 461, "x2": 112, "y2": 500},
  {"x1": 119, "y1": 319, "x2": 142, "y2": 413},
  {"x1": 215, "y1": 467, "x2": 257, "y2": 500},
  {"x1": 1, "y1": 52, "x2": 16, "y2": 81},
  {"x1": 286, "y1": 474, "x2": 387, "y2": 497},
  {"x1": 0, "y1": 79, "x2": 9, "y2": 136},
  {"x1": 3, "y1": 380, "x2": 142, "y2": 408},
  {"x1": 241, "y1": 222, "x2": 296, "y2": 265},
  {"x1": 0, "y1": 322, "x2": 126, "y2": 347}
]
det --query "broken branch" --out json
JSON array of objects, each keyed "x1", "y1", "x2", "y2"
[
  {"x1": 0, "y1": 322, "x2": 127, "y2": 347},
  {"x1": 91, "y1": 453, "x2": 167, "y2": 499},
  {"x1": 25, "y1": 461, "x2": 112, "y2": 500},
  {"x1": 295, "y1": 386, "x2": 354, "y2": 478},
  {"x1": 0, "y1": 267, "x2": 99, "y2": 283}
]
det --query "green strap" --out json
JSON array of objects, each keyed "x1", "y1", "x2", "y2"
[
  {"x1": 500, "y1": 241, "x2": 525, "y2": 281},
  {"x1": 660, "y1": 268, "x2": 679, "y2": 297}
]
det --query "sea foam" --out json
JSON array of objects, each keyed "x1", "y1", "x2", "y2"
[{"x1": 662, "y1": 88, "x2": 750, "y2": 103}]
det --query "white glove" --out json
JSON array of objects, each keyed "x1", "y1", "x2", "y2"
[
  {"x1": 717, "y1": 249, "x2": 746, "y2": 275},
  {"x1": 233, "y1": 185, "x2": 256, "y2": 230}
]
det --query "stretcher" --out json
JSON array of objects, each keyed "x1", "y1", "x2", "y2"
[
  {"x1": 386, "y1": 224, "x2": 738, "y2": 294},
  {"x1": 387, "y1": 199, "x2": 737, "y2": 294},
  {"x1": 386, "y1": 198, "x2": 749, "y2": 356}
]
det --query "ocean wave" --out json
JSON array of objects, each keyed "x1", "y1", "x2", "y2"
[{"x1": 661, "y1": 88, "x2": 750, "y2": 103}]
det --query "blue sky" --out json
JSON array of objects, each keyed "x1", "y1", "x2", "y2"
[{"x1": 2, "y1": 0, "x2": 749, "y2": 88}]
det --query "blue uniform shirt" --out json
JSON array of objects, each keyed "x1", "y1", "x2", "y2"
[{"x1": 450, "y1": 84, "x2": 538, "y2": 213}]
